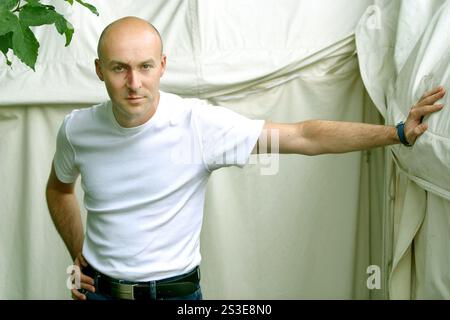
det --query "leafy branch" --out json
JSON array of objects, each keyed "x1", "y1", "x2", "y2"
[{"x1": 0, "y1": 0, "x2": 99, "y2": 70}]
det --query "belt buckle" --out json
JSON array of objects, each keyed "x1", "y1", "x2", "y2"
[{"x1": 110, "y1": 282, "x2": 136, "y2": 300}]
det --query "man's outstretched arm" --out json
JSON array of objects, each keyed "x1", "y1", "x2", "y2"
[{"x1": 255, "y1": 86, "x2": 445, "y2": 155}]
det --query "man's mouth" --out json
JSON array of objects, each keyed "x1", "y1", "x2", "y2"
[
  {"x1": 124, "y1": 95, "x2": 146, "y2": 106},
  {"x1": 125, "y1": 96, "x2": 146, "y2": 104}
]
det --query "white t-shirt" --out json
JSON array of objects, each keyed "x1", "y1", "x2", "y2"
[{"x1": 54, "y1": 91, "x2": 264, "y2": 281}]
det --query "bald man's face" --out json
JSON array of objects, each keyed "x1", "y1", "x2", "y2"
[{"x1": 95, "y1": 22, "x2": 166, "y2": 127}]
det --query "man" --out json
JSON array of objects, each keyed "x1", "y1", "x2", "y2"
[{"x1": 46, "y1": 16, "x2": 445, "y2": 300}]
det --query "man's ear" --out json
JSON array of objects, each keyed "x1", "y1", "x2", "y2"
[
  {"x1": 159, "y1": 54, "x2": 167, "y2": 78},
  {"x1": 95, "y1": 59, "x2": 104, "y2": 81}
]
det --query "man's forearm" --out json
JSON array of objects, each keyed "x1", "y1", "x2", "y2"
[
  {"x1": 261, "y1": 86, "x2": 443, "y2": 155},
  {"x1": 46, "y1": 189, "x2": 84, "y2": 260},
  {"x1": 301, "y1": 120, "x2": 399, "y2": 155}
]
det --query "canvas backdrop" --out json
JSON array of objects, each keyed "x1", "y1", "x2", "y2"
[{"x1": 1, "y1": 0, "x2": 448, "y2": 299}]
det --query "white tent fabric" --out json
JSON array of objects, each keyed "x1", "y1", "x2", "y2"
[
  {"x1": 0, "y1": 0, "x2": 415, "y2": 299},
  {"x1": 356, "y1": 0, "x2": 450, "y2": 299}
]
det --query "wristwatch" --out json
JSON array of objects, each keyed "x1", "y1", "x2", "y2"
[{"x1": 396, "y1": 121, "x2": 412, "y2": 147}]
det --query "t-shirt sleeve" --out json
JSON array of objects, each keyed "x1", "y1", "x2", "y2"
[
  {"x1": 191, "y1": 102, "x2": 265, "y2": 171},
  {"x1": 53, "y1": 114, "x2": 79, "y2": 183}
]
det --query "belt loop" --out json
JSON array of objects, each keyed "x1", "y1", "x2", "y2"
[
  {"x1": 150, "y1": 281, "x2": 157, "y2": 300},
  {"x1": 94, "y1": 271, "x2": 100, "y2": 289}
]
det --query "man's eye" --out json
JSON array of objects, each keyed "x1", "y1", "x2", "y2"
[
  {"x1": 113, "y1": 66, "x2": 124, "y2": 72},
  {"x1": 142, "y1": 64, "x2": 153, "y2": 70}
]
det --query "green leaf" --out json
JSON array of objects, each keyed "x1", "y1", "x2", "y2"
[
  {"x1": 0, "y1": 32, "x2": 13, "y2": 53},
  {"x1": 24, "y1": 0, "x2": 43, "y2": 7},
  {"x1": 12, "y1": 22, "x2": 39, "y2": 70},
  {"x1": 0, "y1": 32, "x2": 13, "y2": 66},
  {"x1": 64, "y1": 21, "x2": 74, "y2": 46},
  {"x1": 19, "y1": 5, "x2": 58, "y2": 27},
  {"x1": 0, "y1": 9, "x2": 41, "y2": 69},
  {"x1": 0, "y1": 9, "x2": 19, "y2": 36},
  {"x1": 75, "y1": 0, "x2": 99, "y2": 16},
  {"x1": 55, "y1": 14, "x2": 74, "y2": 46},
  {"x1": 0, "y1": 0, "x2": 19, "y2": 10},
  {"x1": 1, "y1": 0, "x2": 100, "y2": 70},
  {"x1": 2, "y1": 53, "x2": 12, "y2": 66}
]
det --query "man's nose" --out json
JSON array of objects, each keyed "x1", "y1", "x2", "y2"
[{"x1": 126, "y1": 69, "x2": 142, "y2": 91}]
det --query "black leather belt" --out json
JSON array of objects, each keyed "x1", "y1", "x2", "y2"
[{"x1": 84, "y1": 266, "x2": 200, "y2": 300}]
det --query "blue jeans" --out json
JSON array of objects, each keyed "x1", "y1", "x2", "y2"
[
  {"x1": 85, "y1": 287, "x2": 203, "y2": 300},
  {"x1": 83, "y1": 267, "x2": 203, "y2": 301}
]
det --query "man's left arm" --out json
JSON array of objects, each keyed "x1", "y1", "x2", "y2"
[{"x1": 254, "y1": 86, "x2": 445, "y2": 155}]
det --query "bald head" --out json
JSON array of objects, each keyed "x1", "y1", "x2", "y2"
[{"x1": 97, "y1": 16, "x2": 163, "y2": 60}]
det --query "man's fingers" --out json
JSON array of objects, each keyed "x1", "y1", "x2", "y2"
[
  {"x1": 420, "y1": 86, "x2": 445, "y2": 101},
  {"x1": 80, "y1": 273, "x2": 95, "y2": 287},
  {"x1": 79, "y1": 282, "x2": 96, "y2": 293},
  {"x1": 406, "y1": 123, "x2": 428, "y2": 145},
  {"x1": 70, "y1": 271, "x2": 95, "y2": 300},
  {"x1": 418, "y1": 89, "x2": 446, "y2": 107},
  {"x1": 71, "y1": 288, "x2": 86, "y2": 300},
  {"x1": 414, "y1": 123, "x2": 428, "y2": 135},
  {"x1": 411, "y1": 104, "x2": 444, "y2": 119}
]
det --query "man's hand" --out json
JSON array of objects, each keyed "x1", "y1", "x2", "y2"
[
  {"x1": 403, "y1": 86, "x2": 445, "y2": 145},
  {"x1": 71, "y1": 252, "x2": 95, "y2": 300}
]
